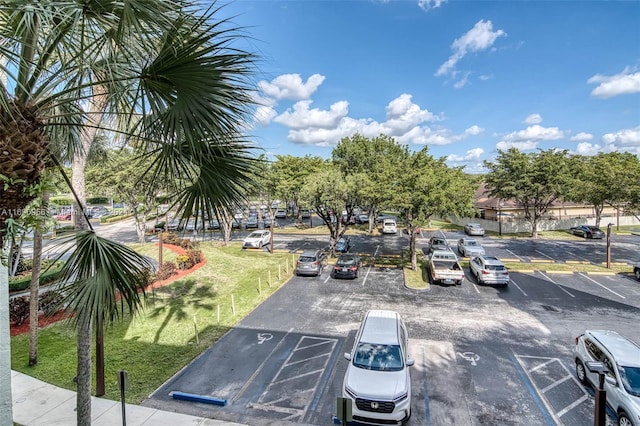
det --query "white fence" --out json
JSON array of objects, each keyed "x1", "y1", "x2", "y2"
[{"x1": 447, "y1": 215, "x2": 640, "y2": 235}]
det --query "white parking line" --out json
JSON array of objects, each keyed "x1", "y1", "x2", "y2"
[
  {"x1": 509, "y1": 278, "x2": 528, "y2": 296},
  {"x1": 578, "y1": 273, "x2": 626, "y2": 299},
  {"x1": 538, "y1": 272, "x2": 575, "y2": 298},
  {"x1": 506, "y1": 249, "x2": 524, "y2": 261},
  {"x1": 535, "y1": 250, "x2": 554, "y2": 260}
]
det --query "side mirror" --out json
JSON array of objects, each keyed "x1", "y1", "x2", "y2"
[
  {"x1": 344, "y1": 352, "x2": 351, "y2": 361},
  {"x1": 406, "y1": 358, "x2": 415, "y2": 367}
]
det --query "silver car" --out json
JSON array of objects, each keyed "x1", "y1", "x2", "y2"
[
  {"x1": 242, "y1": 230, "x2": 271, "y2": 249},
  {"x1": 457, "y1": 238, "x2": 485, "y2": 257},
  {"x1": 464, "y1": 222, "x2": 485, "y2": 236},
  {"x1": 343, "y1": 310, "x2": 414, "y2": 425},
  {"x1": 469, "y1": 255, "x2": 509, "y2": 286},
  {"x1": 573, "y1": 330, "x2": 640, "y2": 426}
]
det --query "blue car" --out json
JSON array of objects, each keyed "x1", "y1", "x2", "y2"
[{"x1": 335, "y1": 236, "x2": 351, "y2": 253}]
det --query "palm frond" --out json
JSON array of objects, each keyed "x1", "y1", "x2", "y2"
[{"x1": 51, "y1": 231, "x2": 154, "y2": 330}]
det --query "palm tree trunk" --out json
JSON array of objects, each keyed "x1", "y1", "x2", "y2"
[
  {"x1": 28, "y1": 223, "x2": 43, "y2": 366},
  {"x1": 76, "y1": 321, "x2": 92, "y2": 426},
  {"x1": 0, "y1": 257, "x2": 13, "y2": 425}
]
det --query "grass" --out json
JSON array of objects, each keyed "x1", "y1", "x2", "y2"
[{"x1": 10, "y1": 242, "x2": 295, "y2": 404}]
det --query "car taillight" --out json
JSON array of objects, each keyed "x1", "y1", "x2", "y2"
[
  {"x1": 312, "y1": 262, "x2": 318, "y2": 267},
  {"x1": 348, "y1": 266, "x2": 357, "y2": 271},
  {"x1": 333, "y1": 266, "x2": 341, "y2": 271},
  {"x1": 482, "y1": 270, "x2": 490, "y2": 274}
]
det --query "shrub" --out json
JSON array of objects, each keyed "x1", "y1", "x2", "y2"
[
  {"x1": 8, "y1": 264, "x2": 64, "y2": 292},
  {"x1": 9, "y1": 296, "x2": 30, "y2": 325},
  {"x1": 39, "y1": 290, "x2": 64, "y2": 316},
  {"x1": 176, "y1": 255, "x2": 192, "y2": 270},
  {"x1": 186, "y1": 249, "x2": 202, "y2": 265},
  {"x1": 155, "y1": 262, "x2": 177, "y2": 281}
]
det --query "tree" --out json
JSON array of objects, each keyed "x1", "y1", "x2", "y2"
[
  {"x1": 299, "y1": 164, "x2": 356, "y2": 254},
  {"x1": 0, "y1": 2, "x2": 260, "y2": 424},
  {"x1": 271, "y1": 155, "x2": 325, "y2": 218},
  {"x1": 332, "y1": 134, "x2": 406, "y2": 233},
  {"x1": 395, "y1": 147, "x2": 478, "y2": 270},
  {"x1": 86, "y1": 149, "x2": 165, "y2": 244},
  {"x1": 483, "y1": 148, "x2": 573, "y2": 238}
]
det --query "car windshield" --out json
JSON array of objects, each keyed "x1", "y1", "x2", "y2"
[
  {"x1": 619, "y1": 366, "x2": 640, "y2": 396},
  {"x1": 248, "y1": 232, "x2": 262, "y2": 238},
  {"x1": 466, "y1": 240, "x2": 479, "y2": 246},
  {"x1": 353, "y1": 343, "x2": 403, "y2": 371}
]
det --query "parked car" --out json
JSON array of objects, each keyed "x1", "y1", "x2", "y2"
[
  {"x1": 635, "y1": 263, "x2": 640, "y2": 281},
  {"x1": 427, "y1": 236, "x2": 450, "y2": 254},
  {"x1": 570, "y1": 225, "x2": 605, "y2": 239},
  {"x1": 245, "y1": 215, "x2": 259, "y2": 229},
  {"x1": 469, "y1": 255, "x2": 510, "y2": 286},
  {"x1": 382, "y1": 219, "x2": 398, "y2": 234},
  {"x1": 573, "y1": 330, "x2": 640, "y2": 426},
  {"x1": 263, "y1": 215, "x2": 278, "y2": 228},
  {"x1": 464, "y1": 223, "x2": 485, "y2": 236},
  {"x1": 300, "y1": 209, "x2": 311, "y2": 218},
  {"x1": 55, "y1": 210, "x2": 72, "y2": 221},
  {"x1": 185, "y1": 218, "x2": 203, "y2": 232},
  {"x1": 335, "y1": 236, "x2": 351, "y2": 253},
  {"x1": 332, "y1": 254, "x2": 362, "y2": 279},
  {"x1": 427, "y1": 249, "x2": 464, "y2": 285},
  {"x1": 242, "y1": 230, "x2": 271, "y2": 249},
  {"x1": 342, "y1": 310, "x2": 414, "y2": 425},
  {"x1": 457, "y1": 238, "x2": 486, "y2": 257},
  {"x1": 206, "y1": 219, "x2": 220, "y2": 230},
  {"x1": 166, "y1": 217, "x2": 182, "y2": 231},
  {"x1": 294, "y1": 249, "x2": 327, "y2": 276},
  {"x1": 355, "y1": 214, "x2": 369, "y2": 224},
  {"x1": 275, "y1": 209, "x2": 287, "y2": 219},
  {"x1": 231, "y1": 217, "x2": 242, "y2": 229}
]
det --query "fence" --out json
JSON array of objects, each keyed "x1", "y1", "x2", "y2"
[{"x1": 447, "y1": 215, "x2": 640, "y2": 234}]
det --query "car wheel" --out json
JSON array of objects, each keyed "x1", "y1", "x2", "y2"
[
  {"x1": 475, "y1": 271, "x2": 482, "y2": 285},
  {"x1": 456, "y1": 280, "x2": 462, "y2": 286},
  {"x1": 635, "y1": 269, "x2": 640, "y2": 281},
  {"x1": 575, "y1": 359, "x2": 588, "y2": 385},
  {"x1": 618, "y1": 412, "x2": 633, "y2": 426}
]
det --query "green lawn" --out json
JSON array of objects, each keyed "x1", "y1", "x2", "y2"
[{"x1": 10, "y1": 242, "x2": 295, "y2": 404}]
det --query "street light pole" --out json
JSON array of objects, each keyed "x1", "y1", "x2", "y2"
[{"x1": 606, "y1": 223, "x2": 612, "y2": 268}]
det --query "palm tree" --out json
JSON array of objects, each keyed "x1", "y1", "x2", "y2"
[{"x1": 0, "y1": 1, "x2": 260, "y2": 424}]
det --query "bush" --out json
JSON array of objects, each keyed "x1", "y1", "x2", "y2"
[
  {"x1": 155, "y1": 262, "x2": 177, "y2": 281},
  {"x1": 9, "y1": 296, "x2": 30, "y2": 325},
  {"x1": 87, "y1": 196, "x2": 109, "y2": 204},
  {"x1": 39, "y1": 290, "x2": 64, "y2": 316},
  {"x1": 186, "y1": 249, "x2": 202, "y2": 265},
  {"x1": 8, "y1": 264, "x2": 64, "y2": 292}
]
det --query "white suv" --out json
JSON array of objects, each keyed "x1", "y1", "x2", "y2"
[
  {"x1": 573, "y1": 330, "x2": 640, "y2": 426},
  {"x1": 342, "y1": 310, "x2": 414, "y2": 425},
  {"x1": 469, "y1": 255, "x2": 510, "y2": 286},
  {"x1": 382, "y1": 219, "x2": 398, "y2": 234}
]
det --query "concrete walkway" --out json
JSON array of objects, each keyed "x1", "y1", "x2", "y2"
[{"x1": 12, "y1": 370, "x2": 244, "y2": 426}]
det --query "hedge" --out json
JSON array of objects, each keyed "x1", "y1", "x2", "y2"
[{"x1": 8, "y1": 264, "x2": 64, "y2": 292}]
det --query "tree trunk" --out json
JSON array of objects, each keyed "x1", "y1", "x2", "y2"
[
  {"x1": 76, "y1": 321, "x2": 93, "y2": 426},
  {"x1": 28, "y1": 225, "x2": 43, "y2": 366},
  {"x1": 0, "y1": 256, "x2": 13, "y2": 426},
  {"x1": 410, "y1": 231, "x2": 418, "y2": 271}
]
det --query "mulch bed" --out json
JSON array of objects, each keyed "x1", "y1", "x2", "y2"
[{"x1": 9, "y1": 243, "x2": 206, "y2": 337}]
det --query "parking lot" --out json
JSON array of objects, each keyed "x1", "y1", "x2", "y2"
[{"x1": 142, "y1": 228, "x2": 640, "y2": 425}]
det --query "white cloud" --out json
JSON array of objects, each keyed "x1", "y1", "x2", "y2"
[
  {"x1": 524, "y1": 113, "x2": 542, "y2": 125},
  {"x1": 570, "y1": 132, "x2": 593, "y2": 142},
  {"x1": 435, "y1": 20, "x2": 507, "y2": 80},
  {"x1": 384, "y1": 93, "x2": 439, "y2": 133},
  {"x1": 253, "y1": 105, "x2": 278, "y2": 127},
  {"x1": 447, "y1": 147, "x2": 484, "y2": 162},
  {"x1": 496, "y1": 140, "x2": 539, "y2": 151},
  {"x1": 418, "y1": 0, "x2": 447, "y2": 11},
  {"x1": 602, "y1": 126, "x2": 640, "y2": 147},
  {"x1": 274, "y1": 100, "x2": 348, "y2": 129},
  {"x1": 588, "y1": 67, "x2": 640, "y2": 99},
  {"x1": 575, "y1": 142, "x2": 602, "y2": 156},
  {"x1": 257, "y1": 73, "x2": 325, "y2": 101},
  {"x1": 465, "y1": 125, "x2": 484, "y2": 136},
  {"x1": 501, "y1": 124, "x2": 566, "y2": 143}
]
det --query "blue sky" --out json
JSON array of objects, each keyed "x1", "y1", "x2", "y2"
[{"x1": 222, "y1": 0, "x2": 640, "y2": 172}]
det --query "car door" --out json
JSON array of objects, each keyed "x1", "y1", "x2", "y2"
[
  {"x1": 583, "y1": 339, "x2": 605, "y2": 385},
  {"x1": 601, "y1": 353, "x2": 624, "y2": 410}
]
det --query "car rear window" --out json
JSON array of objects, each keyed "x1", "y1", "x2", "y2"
[
  {"x1": 338, "y1": 257, "x2": 356, "y2": 266},
  {"x1": 486, "y1": 265, "x2": 506, "y2": 271},
  {"x1": 298, "y1": 256, "x2": 316, "y2": 262}
]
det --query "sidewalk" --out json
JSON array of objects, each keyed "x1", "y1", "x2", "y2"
[{"x1": 12, "y1": 370, "x2": 244, "y2": 426}]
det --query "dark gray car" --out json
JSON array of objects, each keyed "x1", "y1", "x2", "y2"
[{"x1": 295, "y1": 249, "x2": 327, "y2": 276}]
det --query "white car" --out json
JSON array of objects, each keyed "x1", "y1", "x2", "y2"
[
  {"x1": 457, "y1": 238, "x2": 485, "y2": 257},
  {"x1": 469, "y1": 255, "x2": 509, "y2": 286},
  {"x1": 573, "y1": 330, "x2": 640, "y2": 426},
  {"x1": 242, "y1": 230, "x2": 271, "y2": 249},
  {"x1": 343, "y1": 310, "x2": 414, "y2": 425},
  {"x1": 464, "y1": 223, "x2": 485, "y2": 236},
  {"x1": 382, "y1": 219, "x2": 398, "y2": 234}
]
